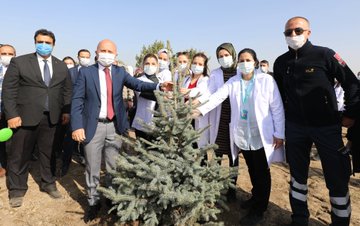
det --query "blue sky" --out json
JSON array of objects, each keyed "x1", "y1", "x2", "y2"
[{"x1": 2, "y1": 0, "x2": 360, "y2": 73}]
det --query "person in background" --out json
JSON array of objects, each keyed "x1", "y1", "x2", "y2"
[
  {"x1": 193, "y1": 48, "x2": 285, "y2": 226},
  {"x1": 3, "y1": 29, "x2": 72, "y2": 208},
  {"x1": 157, "y1": 48, "x2": 172, "y2": 81},
  {"x1": 259, "y1": 60, "x2": 273, "y2": 76},
  {"x1": 132, "y1": 53, "x2": 171, "y2": 140},
  {"x1": 174, "y1": 51, "x2": 191, "y2": 83},
  {"x1": 180, "y1": 52, "x2": 210, "y2": 148},
  {"x1": 63, "y1": 56, "x2": 76, "y2": 69},
  {"x1": 273, "y1": 16, "x2": 359, "y2": 226},
  {"x1": 71, "y1": 39, "x2": 172, "y2": 222},
  {"x1": 203, "y1": 43, "x2": 238, "y2": 200},
  {"x1": 0, "y1": 44, "x2": 16, "y2": 177}
]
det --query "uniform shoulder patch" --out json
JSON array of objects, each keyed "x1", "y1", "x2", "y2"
[{"x1": 333, "y1": 53, "x2": 346, "y2": 67}]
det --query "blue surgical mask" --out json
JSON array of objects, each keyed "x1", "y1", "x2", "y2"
[{"x1": 36, "y1": 43, "x2": 53, "y2": 56}]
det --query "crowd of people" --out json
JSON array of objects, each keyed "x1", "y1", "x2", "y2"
[{"x1": 0, "y1": 16, "x2": 360, "y2": 226}]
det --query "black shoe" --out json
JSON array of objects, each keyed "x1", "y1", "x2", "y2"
[
  {"x1": 240, "y1": 197, "x2": 256, "y2": 210},
  {"x1": 239, "y1": 211, "x2": 264, "y2": 226},
  {"x1": 40, "y1": 187, "x2": 63, "y2": 199},
  {"x1": 9, "y1": 196, "x2": 24, "y2": 208},
  {"x1": 84, "y1": 204, "x2": 101, "y2": 223}
]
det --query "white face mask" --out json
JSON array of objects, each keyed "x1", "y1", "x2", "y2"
[
  {"x1": 191, "y1": 64, "x2": 204, "y2": 75},
  {"x1": 79, "y1": 57, "x2": 91, "y2": 67},
  {"x1": 0, "y1": 55, "x2": 13, "y2": 67},
  {"x1": 97, "y1": 53, "x2": 115, "y2": 67},
  {"x1": 260, "y1": 66, "x2": 268, "y2": 73},
  {"x1": 178, "y1": 63, "x2": 187, "y2": 72},
  {"x1": 143, "y1": 65, "x2": 157, "y2": 75},
  {"x1": 218, "y1": 56, "x2": 233, "y2": 68},
  {"x1": 158, "y1": 59, "x2": 169, "y2": 70},
  {"x1": 67, "y1": 64, "x2": 74, "y2": 69},
  {"x1": 238, "y1": 62, "x2": 255, "y2": 75},
  {"x1": 286, "y1": 35, "x2": 306, "y2": 50}
]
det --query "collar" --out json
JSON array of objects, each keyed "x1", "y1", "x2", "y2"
[
  {"x1": 288, "y1": 40, "x2": 313, "y2": 57},
  {"x1": 98, "y1": 63, "x2": 112, "y2": 72},
  {"x1": 36, "y1": 53, "x2": 52, "y2": 62}
]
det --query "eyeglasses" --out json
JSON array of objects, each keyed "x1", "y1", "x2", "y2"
[{"x1": 283, "y1": 27, "x2": 308, "y2": 37}]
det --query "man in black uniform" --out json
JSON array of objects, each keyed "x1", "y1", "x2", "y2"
[{"x1": 273, "y1": 16, "x2": 360, "y2": 226}]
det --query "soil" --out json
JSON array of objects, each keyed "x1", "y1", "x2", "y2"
[{"x1": 1, "y1": 132, "x2": 359, "y2": 226}]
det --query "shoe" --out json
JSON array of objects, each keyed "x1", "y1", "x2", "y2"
[
  {"x1": 9, "y1": 196, "x2": 24, "y2": 208},
  {"x1": 0, "y1": 167, "x2": 6, "y2": 177},
  {"x1": 240, "y1": 197, "x2": 256, "y2": 210},
  {"x1": 84, "y1": 204, "x2": 101, "y2": 223},
  {"x1": 239, "y1": 211, "x2": 264, "y2": 225},
  {"x1": 41, "y1": 187, "x2": 62, "y2": 199}
]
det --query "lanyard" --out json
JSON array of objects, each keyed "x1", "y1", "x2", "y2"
[
  {"x1": 240, "y1": 74, "x2": 255, "y2": 105},
  {"x1": 240, "y1": 74, "x2": 255, "y2": 120}
]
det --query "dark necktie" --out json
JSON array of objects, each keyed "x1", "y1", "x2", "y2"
[
  {"x1": 104, "y1": 68, "x2": 114, "y2": 120},
  {"x1": 43, "y1": 60, "x2": 51, "y2": 86},
  {"x1": 43, "y1": 60, "x2": 51, "y2": 110}
]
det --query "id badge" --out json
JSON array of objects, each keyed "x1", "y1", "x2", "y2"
[{"x1": 240, "y1": 109, "x2": 248, "y2": 120}]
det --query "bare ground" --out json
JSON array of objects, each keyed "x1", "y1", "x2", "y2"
[{"x1": 1, "y1": 137, "x2": 360, "y2": 226}]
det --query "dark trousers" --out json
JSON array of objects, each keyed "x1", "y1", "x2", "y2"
[
  {"x1": 242, "y1": 147, "x2": 271, "y2": 213},
  {"x1": 286, "y1": 121, "x2": 351, "y2": 226},
  {"x1": 6, "y1": 113, "x2": 57, "y2": 198},
  {"x1": 0, "y1": 113, "x2": 7, "y2": 168}
]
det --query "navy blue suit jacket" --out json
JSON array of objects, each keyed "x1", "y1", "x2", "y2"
[
  {"x1": 71, "y1": 64, "x2": 158, "y2": 143},
  {"x1": 68, "y1": 65, "x2": 80, "y2": 86}
]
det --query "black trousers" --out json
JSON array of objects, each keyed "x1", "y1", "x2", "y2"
[
  {"x1": 242, "y1": 147, "x2": 271, "y2": 213},
  {"x1": 286, "y1": 121, "x2": 351, "y2": 226},
  {"x1": 6, "y1": 113, "x2": 57, "y2": 198},
  {"x1": 0, "y1": 113, "x2": 7, "y2": 168}
]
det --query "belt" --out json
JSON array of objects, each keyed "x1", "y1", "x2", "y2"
[{"x1": 98, "y1": 118, "x2": 114, "y2": 123}]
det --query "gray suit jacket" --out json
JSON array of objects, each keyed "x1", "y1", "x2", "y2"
[{"x1": 2, "y1": 53, "x2": 72, "y2": 126}]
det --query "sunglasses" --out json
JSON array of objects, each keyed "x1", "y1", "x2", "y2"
[{"x1": 283, "y1": 27, "x2": 308, "y2": 37}]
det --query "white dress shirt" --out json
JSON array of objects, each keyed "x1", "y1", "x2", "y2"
[
  {"x1": 36, "y1": 54, "x2": 53, "y2": 80},
  {"x1": 98, "y1": 64, "x2": 111, "y2": 119}
]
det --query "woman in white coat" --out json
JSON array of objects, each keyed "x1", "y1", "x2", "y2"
[
  {"x1": 194, "y1": 48, "x2": 285, "y2": 225},
  {"x1": 180, "y1": 52, "x2": 210, "y2": 148}
]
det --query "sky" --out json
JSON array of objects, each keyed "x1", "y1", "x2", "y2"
[{"x1": 2, "y1": 0, "x2": 360, "y2": 73}]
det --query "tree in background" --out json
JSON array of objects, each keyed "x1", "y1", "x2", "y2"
[
  {"x1": 99, "y1": 83, "x2": 237, "y2": 226},
  {"x1": 135, "y1": 40, "x2": 174, "y2": 68},
  {"x1": 135, "y1": 40, "x2": 203, "y2": 74}
]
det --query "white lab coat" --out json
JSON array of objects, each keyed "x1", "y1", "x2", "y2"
[
  {"x1": 199, "y1": 67, "x2": 227, "y2": 144},
  {"x1": 182, "y1": 75, "x2": 210, "y2": 147},
  {"x1": 198, "y1": 71, "x2": 285, "y2": 165},
  {"x1": 132, "y1": 72, "x2": 171, "y2": 132}
]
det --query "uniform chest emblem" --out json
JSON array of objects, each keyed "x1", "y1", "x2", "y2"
[{"x1": 305, "y1": 68, "x2": 314, "y2": 73}]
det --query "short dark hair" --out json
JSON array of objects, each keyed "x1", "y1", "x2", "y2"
[
  {"x1": 143, "y1": 53, "x2": 158, "y2": 66},
  {"x1": 238, "y1": 48, "x2": 259, "y2": 69},
  {"x1": 62, "y1": 56, "x2": 76, "y2": 65},
  {"x1": 77, "y1": 49, "x2": 90, "y2": 57},
  {"x1": 260, "y1": 60, "x2": 269, "y2": 65},
  {"x1": 34, "y1": 29, "x2": 56, "y2": 45},
  {"x1": 191, "y1": 52, "x2": 209, "y2": 77}
]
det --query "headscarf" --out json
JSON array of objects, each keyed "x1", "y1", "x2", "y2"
[{"x1": 216, "y1": 42, "x2": 237, "y2": 75}]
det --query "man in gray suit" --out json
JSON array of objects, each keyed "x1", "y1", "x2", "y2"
[{"x1": 2, "y1": 29, "x2": 72, "y2": 208}]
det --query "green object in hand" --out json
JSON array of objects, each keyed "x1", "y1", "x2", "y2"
[{"x1": 0, "y1": 128, "x2": 13, "y2": 142}]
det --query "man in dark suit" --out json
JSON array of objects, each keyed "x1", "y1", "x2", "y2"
[
  {"x1": 71, "y1": 39, "x2": 171, "y2": 222},
  {"x1": 60, "y1": 49, "x2": 92, "y2": 176},
  {"x1": 2, "y1": 29, "x2": 72, "y2": 208}
]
